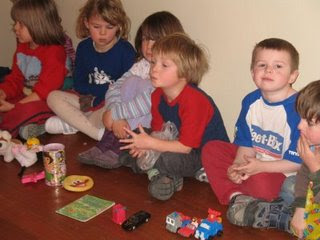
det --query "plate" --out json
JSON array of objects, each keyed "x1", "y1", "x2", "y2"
[{"x1": 63, "y1": 175, "x2": 94, "y2": 192}]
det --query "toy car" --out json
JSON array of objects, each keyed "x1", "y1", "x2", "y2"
[
  {"x1": 194, "y1": 219, "x2": 223, "y2": 240},
  {"x1": 177, "y1": 220, "x2": 198, "y2": 237},
  {"x1": 166, "y1": 211, "x2": 191, "y2": 233},
  {"x1": 121, "y1": 210, "x2": 151, "y2": 231}
]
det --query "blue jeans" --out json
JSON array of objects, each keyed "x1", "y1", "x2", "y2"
[{"x1": 279, "y1": 175, "x2": 296, "y2": 205}]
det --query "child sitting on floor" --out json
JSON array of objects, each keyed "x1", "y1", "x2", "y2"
[
  {"x1": 0, "y1": 0, "x2": 67, "y2": 138},
  {"x1": 120, "y1": 33, "x2": 229, "y2": 201},
  {"x1": 201, "y1": 38, "x2": 302, "y2": 230},
  {"x1": 77, "y1": 11, "x2": 185, "y2": 168}
]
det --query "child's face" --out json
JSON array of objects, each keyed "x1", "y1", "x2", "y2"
[
  {"x1": 85, "y1": 14, "x2": 119, "y2": 52},
  {"x1": 298, "y1": 118, "x2": 320, "y2": 146},
  {"x1": 13, "y1": 21, "x2": 35, "y2": 48},
  {"x1": 141, "y1": 36, "x2": 155, "y2": 62},
  {"x1": 150, "y1": 54, "x2": 186, "y2": 95},
  {"x1": 251, "y1": 49, "x2": 298, "y2": 98}
]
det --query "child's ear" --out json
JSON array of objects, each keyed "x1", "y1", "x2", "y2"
[
  {"x1": 84, "y1": 18, "x2": 89, "y2": 29},
  {"x1": 289, "y1": 70, "x2": 299, "y2": 85}
]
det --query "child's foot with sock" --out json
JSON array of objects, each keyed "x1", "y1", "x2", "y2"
[
  {"x1": 45, "y1": 116, "x2": 78, "y2": 135},
  {"x1": 78, "y1": 147, "x2": 120, "y2": 169}
]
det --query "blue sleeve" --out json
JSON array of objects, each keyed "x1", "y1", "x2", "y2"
[
  {"x1": 283, "y1": 98, "x2": 302, "y2": 163},
  {"x1": 234, "y1": 95, "x2": 253, "y2": 147},
  {"x1": 73, "y1": 41, "x2": 90, "y2": 95}
]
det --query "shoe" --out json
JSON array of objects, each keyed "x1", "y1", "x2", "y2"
[
  {"x1": 19, "y1": 124, "x2": 46, "y2": 140},
  {"x1": 226, "y1": 194, "x2": 258, "y2": 226},
  {"x1": 148, "y1": 175, "x2": 183, "y2": 201},
  {"x1": 252, "y1": 198, "x2": 292, "y2": 232},
  {"x1": 78, "y1": 147, "x2": 120, "y2": 169},
  {"x1": 45, "y1": 116, "x2": 78, "y2": 135},
  {"x1": 195, "y1": 167, "x2": 209, "y2": 183}
]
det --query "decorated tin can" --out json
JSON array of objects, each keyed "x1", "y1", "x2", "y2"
[{"x1": 43, "y1": 143, "x2": 66, "y2": 186}]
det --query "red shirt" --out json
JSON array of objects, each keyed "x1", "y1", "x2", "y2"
[{"x1": 0, "y1": 43, "x2": 67, "y2": 100}]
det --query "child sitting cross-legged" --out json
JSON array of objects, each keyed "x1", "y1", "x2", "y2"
[
  {"x1": 201, "y1": 38, "x2": 302, "y2": 231},
  {"x1": 120, "y1": 33, "x2": 229, "y2": 201}
]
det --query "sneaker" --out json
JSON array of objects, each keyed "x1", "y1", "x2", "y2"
[
  {"x1": 252, "y1": 198, "x2": 292, "y2": 232},
  {"x1": 45, "y1": 116, "x2": 78, "y2": 135},
  {"x1": 226, "y1": 194, "x2": 258, "y2": 226},
  {"x1": 195, "y1": 167, "x2": 209, "y2": 183},
  {"x1": 19, "y1": 124, "x2": 46, "y2": 140},
  {"x1": 148, "y1": 174, "x2": 183, "y2": 201},
  {"x1": 78, "y1": 147, "x2": 120, "y2": 169}
]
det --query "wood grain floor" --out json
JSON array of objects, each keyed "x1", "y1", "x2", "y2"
[{"x1": 0, "y1": 133, "x2": 294, "y2": 240}]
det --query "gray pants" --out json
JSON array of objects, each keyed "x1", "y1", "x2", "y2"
[{"x1": 119, "y1": 149, "x2": 202, "y2": 178}]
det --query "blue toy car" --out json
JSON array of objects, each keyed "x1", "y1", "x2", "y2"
[{"x1": 194, "y1": 219, "x2": 223, "y2": 240}]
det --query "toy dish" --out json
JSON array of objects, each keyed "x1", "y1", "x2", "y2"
[{"x1": 63, "y1": 175, "x2": 94, "y2": 192}]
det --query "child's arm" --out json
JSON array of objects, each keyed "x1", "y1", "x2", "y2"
[
  {"x1": 120, "y1": 125, "x2": 191, "y2": 154},
  {"x1": 105, "y1": 71, "x2": 131, "y2": 110},
  {"x1": 234, "y1": 157, "x2": 300, "y2": 176},
  {"x1": 32, "y1": 45, "x2": 66, "y2": 100},
  {"x1": 290, "y1": 207, "x2": 306, "y2": 238},
  {"x1": 109, "y1": 75, "x2": 153, "y2": 121},
  {"x1": 19, "y1": 92, "x2": 40, "y2": 104}
]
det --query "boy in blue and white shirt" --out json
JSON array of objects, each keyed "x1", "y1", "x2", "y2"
[{"x1": 202, "y1": 38, "x2": 302, "y2": 233}]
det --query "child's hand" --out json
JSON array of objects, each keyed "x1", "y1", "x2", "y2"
[
  {"x1": 112, "y1": 119, "x2": 130, "y2": 139},
  {"x1": 102, "y1": 110, "x2": 113, "y2": 130},
  {"x1": 298, "y1": 134, "x2": 320, "y2": 173},
  {"x1": 0, "y1": 89, "x2": 6, "y2": 100},
  {"x1": 79, "y1": 95, "x2": 94, "y2": 112},
  {"x1": 227, "y1": 163, "x2": 249, "y2": 184},
  {"x1": 290, "y1": 207, "x2": 306, "y2": 238},
  {"x1": 129, "y1": 148, "x2": 146, "y2": 158},
  {"x1": 0, "y1": 99, "x2": 14, "y2": 112},
  {"x1": 120, "y1": 125, "x2": 152, "y2": 151},
  {"x1": 233, "y1": 155, "x2": 263, "y2": 176}
]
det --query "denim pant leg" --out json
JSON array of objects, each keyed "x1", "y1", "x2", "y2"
[
  {"x1": 153, "y1": 149, "x2": 202, "y2": 178},
  {"x1": 279, "y1": 175, "x2": 296, "y2": 205}
]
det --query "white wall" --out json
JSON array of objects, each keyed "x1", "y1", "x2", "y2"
[{"x1": 1, "y1": 0, "x2": 320, "y2": 139}]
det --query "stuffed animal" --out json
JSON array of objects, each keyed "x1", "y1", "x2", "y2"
[{"x1": 0, "y1": 130, "x2": 39, "y2": 167}]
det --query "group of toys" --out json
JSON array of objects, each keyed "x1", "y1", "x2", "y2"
[
  {"x1": 166, "y1": 209, "x2": 223, "y2": 240},
  {"x1": 0, "y1": 130, "x2": 41, "y2": 168},
  {"x1": 112, "y1": 204, "x2": 151, "y2": 231}
]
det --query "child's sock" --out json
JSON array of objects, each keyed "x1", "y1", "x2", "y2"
[{"x1": 45, "y1": 116, "x2": 78, "y2": 135}]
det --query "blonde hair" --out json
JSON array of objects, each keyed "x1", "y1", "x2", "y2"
[
  {"x1": 76, "y1": 0, "x2": 130, "y2": 40},
  {"x1": 11, "y1": 0, "x2": 65, "y2": 45},
  {"x1": 152, "y1": 33, "x2": 209, "y2": 85},
  {"x1": 135, "y1": 11, "x2": 184, "y2": 60}
]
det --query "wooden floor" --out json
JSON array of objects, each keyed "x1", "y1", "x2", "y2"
[{"x1": 0, "y1": 133, "x2": 294, "y2": 240}]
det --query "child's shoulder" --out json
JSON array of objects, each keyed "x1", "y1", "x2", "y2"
[{"x1": 113, "y1": 38, "x2": 135, "y2": 52}]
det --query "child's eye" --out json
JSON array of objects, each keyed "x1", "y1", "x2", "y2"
[
  {"x1": 162, "y1": 63, "x2": 168, "y2": 68},
  {"x1": 256, "y1": 63, "x2": 266, "y2": 68},
  {"x1": 275, "y1": 64, "x2": 283, "y2": 69},
  {"x1": 93, "y1": 25, "x2": 100, "y2": 29},
  {"x1": 307, "y1": 121, "x2": 316, "y2": 127},
  {"x1": 106, "y1": 25, "x2": 115, "y2": 30}
]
